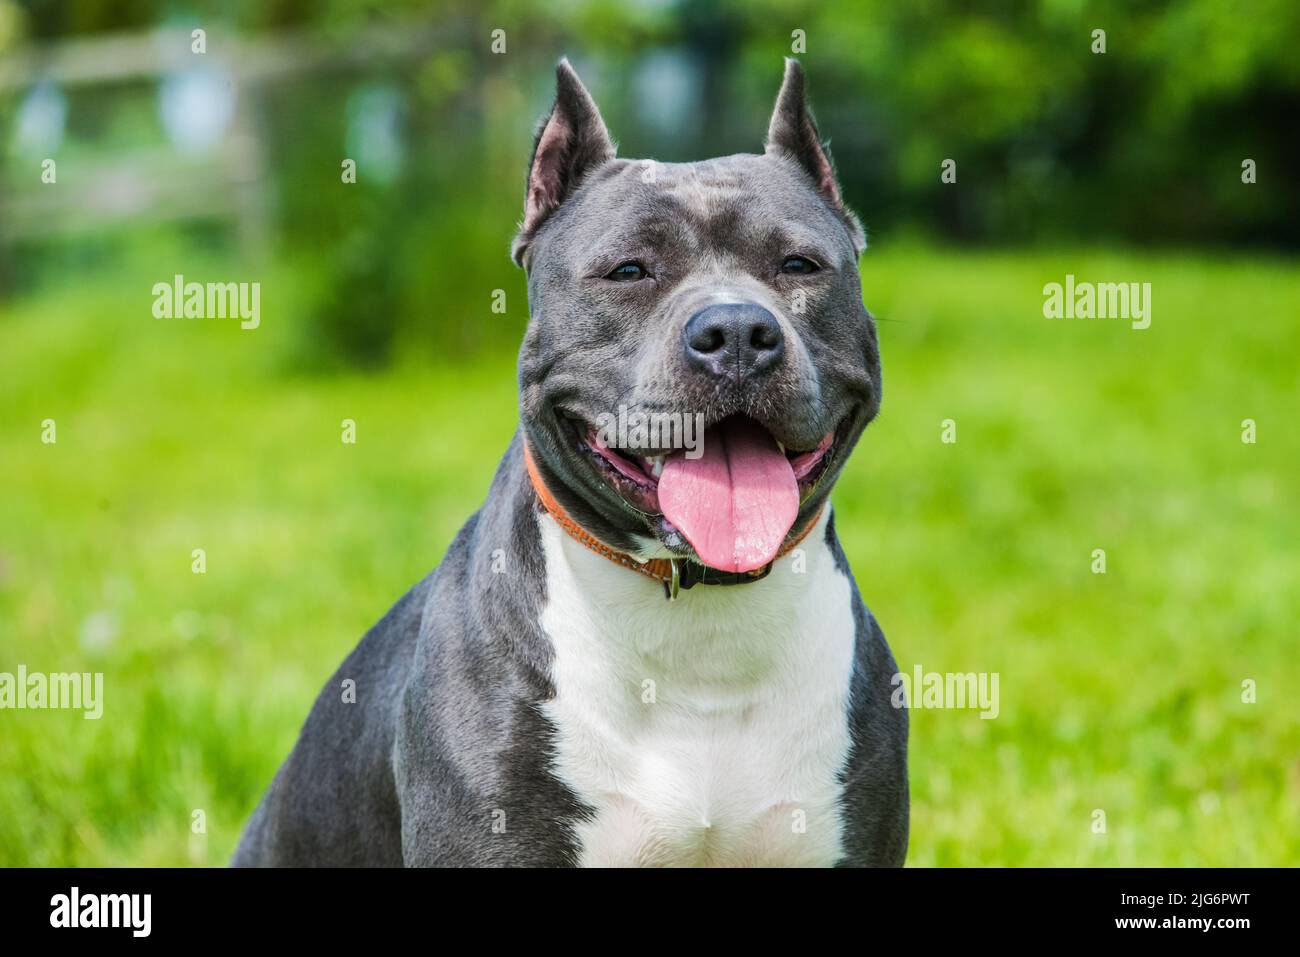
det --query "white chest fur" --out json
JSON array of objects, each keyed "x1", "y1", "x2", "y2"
[{"x1": 537, "y1": 509, "x2": 856, "y2": 867}]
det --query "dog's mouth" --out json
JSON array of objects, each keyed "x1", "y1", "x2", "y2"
[{"x1": 558, "y1": 411, "x2": 847, "y2": 573}]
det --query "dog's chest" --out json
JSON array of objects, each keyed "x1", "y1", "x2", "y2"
[{"x1": 536, "y1": 512, "x2": 856, "y2": 867}]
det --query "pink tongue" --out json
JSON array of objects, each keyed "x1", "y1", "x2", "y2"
[{"x1": 657, "y1": 418, "x2": 799, "y2": 573}]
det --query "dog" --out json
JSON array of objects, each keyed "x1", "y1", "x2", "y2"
[{"x1": 233, "y1": 58, "x2": 907, "y2": 867}]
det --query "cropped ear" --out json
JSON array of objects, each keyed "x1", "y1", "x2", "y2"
[
  {"x1": 512, "y1": 58, "x2": 616, "y2": 267},
  {"x1": 765, "y1": 59, "x2": 866, "y2": 254}
]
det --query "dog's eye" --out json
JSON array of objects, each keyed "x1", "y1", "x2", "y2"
[
  {"x1": 606, "y1": 261, "x2": 648, "y2": 282},
  {"x1": 781, "y1": 256, "x2": 820, "y2": 275}
]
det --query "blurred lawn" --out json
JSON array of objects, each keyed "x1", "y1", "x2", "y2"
[{"x1": 1, "y1": 242, "x2": 1297, "y2": 866}]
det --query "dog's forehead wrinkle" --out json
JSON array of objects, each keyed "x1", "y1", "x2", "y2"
[
  {"x1": 588, "y1": 213, "x2": 694, "y2": 261},
  {"x1": 657, "y1": 163, "x2": 754, "y2": 216},
  {"x1": 582, "y1": 152, "x2": 825, "y2": 237}
]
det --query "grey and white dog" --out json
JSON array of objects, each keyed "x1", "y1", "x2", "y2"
[{"x1": 233, "y1": 58, "x2": 907, "y2": 867}]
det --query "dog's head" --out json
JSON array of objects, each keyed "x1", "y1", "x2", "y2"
[{"x1": 514, "y1": 58, "x2": 880, "y2": 574}]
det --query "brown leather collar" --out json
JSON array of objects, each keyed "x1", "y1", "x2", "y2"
[{"x1": 523, "y1": 441, "x2": 823, "y2": 599}]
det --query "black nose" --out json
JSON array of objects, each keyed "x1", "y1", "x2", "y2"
[{"x1": 683, "y1": 303, "x2": 785, "y2": 381}]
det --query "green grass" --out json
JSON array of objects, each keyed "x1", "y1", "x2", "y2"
[{"x1": 1, "y1": 243, "x2": 1297, "y2": 866}]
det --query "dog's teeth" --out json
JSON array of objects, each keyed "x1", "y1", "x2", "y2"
[
  {"x1": 644, "y1": 455, "x2": 665, "y2": 478},
  {"x1": 777, "y1": 441, "x2": 785, "y2": 454}
]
